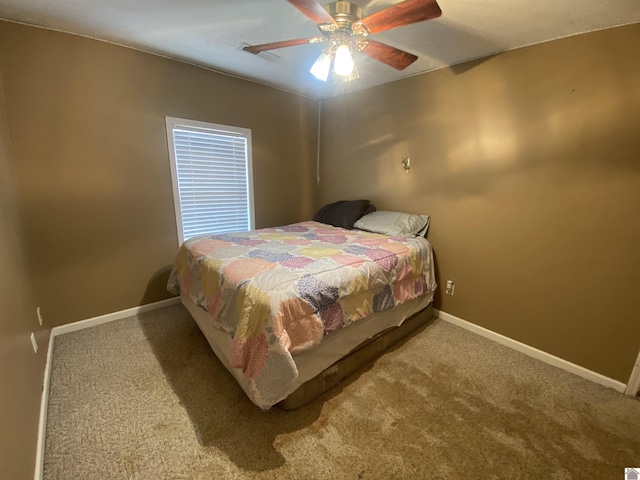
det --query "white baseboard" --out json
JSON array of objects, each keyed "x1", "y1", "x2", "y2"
[
  {"x1": 34, "y1": 296, "x2": 181, "y2": 480},
  {"x1": 51, "y1": 297, "x2": 181, "y2": 337},
  {"x1": 33, "y1": 330, "x2": 54, "y2": 480},
  {"x1": 434, "y1": 309, "x2": 627, "y2": 394},
  {"x1": 624, "y1": 350, "x2": 640, "y2": 396}
]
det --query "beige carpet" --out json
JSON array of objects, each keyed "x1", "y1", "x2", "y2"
[{"x1": 44, "y1": 304, "x2": 640, "y2": 479}]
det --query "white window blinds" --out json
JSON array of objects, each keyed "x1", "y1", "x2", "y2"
[{"x1": 166, "y1": 118, "x2": 254, "y2": 243}]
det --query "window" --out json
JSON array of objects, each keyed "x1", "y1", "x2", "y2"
[{"x1": 166, "y1": 117, "x2": 254, "y2": 244}]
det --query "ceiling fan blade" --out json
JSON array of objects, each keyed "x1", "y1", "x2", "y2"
[
  {"x1": 360, "y1": 40, "x2": 418, "y2": 70},
  {"x1": 356, "y1": 0, "x2": 441, "y2": 35},
  {"x1": 287, "y1": 0, "x2": 337, "y2": 25},
  {"x1": 243, "y1": 37, "x2": 324, "y2": 54}
]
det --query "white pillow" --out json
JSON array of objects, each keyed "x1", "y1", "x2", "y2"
[{"x1": 353, "y1": 211, "x2": 430, "y2": 237}]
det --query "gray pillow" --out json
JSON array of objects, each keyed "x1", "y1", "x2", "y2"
[{"x1": 353, "y1": 211, "x2": 430, "y2": 237}]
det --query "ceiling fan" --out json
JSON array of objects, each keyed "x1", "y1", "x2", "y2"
[{"x1": 243, "y1": 0, "x2": 442, "y2": 82}]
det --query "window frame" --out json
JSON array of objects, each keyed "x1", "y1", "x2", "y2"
[{"x1": 165, "y1": 116, "x2": 255, "y2": 245}]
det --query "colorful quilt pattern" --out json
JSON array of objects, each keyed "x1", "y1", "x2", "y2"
[{"x1": 168, "y1": 221, "x2": 436, "y2": 409}]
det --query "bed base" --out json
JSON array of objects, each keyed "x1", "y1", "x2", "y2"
[
  {"x1": 277, "y1": 303, "x2": 434, "y2": 410},
  {"x1": 181, "y1": 293, "x2": 434, "y2": 410}
]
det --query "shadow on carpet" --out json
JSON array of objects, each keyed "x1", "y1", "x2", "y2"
[{"x1": 137, "y1": 305, "x2": 408, "y2": 472}]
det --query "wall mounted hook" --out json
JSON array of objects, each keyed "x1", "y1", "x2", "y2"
[{"x1": 401, "y1": 156, "x2": 411, "y2": 173}]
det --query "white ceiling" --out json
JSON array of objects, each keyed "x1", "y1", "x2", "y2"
[{"x1": 0, "y1": 0, "x2": 638, "y2": 99}]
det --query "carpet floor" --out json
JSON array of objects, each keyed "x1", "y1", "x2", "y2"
[{"x1": 43, "y1": 304, "x2": 640, "y2": 479}]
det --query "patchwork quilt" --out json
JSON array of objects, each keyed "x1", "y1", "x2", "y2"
[{"x1": 168, "y1": 221, "x2": 436, "y2": 409}]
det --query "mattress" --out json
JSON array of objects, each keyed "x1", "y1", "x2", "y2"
[{"x1": 168, "y1": 221, "x2": 436, "y2": 409}]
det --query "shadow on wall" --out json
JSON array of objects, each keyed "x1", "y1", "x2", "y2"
[
  {"x1": 324, "y1": 82, "x2": 525, "y2": 202},
  {"x1": 425, "y1": 20, "x2": 504, "y2": 76},
  {"x1": 140, "y1": 265, "x2": 175, "y2": 305},
  {"x1": 138, "y1": 303, "x2": 433, "y2": 471}
]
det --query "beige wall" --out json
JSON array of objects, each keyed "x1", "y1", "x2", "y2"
[
  {"x1": 0, "y1": 21, "x2": 319, "y2": 327},
  {"x1": 0, "y1": 66, "x2": 48, "y2": 479},
  {"x1": 319, "y1": 24, "x2": 640, "y2": 382}
]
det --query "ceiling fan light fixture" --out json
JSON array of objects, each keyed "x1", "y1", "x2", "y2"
[
  {"x1": 333, "y1": 44, "x2": 354, "y2": 76},
  {"x1": 310, "y1": 51, "x2": 332, "y2": 81},
  {"x1": 336, "y1": 61, "x2": 359, "y2": 83}
]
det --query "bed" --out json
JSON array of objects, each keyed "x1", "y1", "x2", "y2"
[{"x1": 167, "y1": 216, "x2": 436, "y2": 410}]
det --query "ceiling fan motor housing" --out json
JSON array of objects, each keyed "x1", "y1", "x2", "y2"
[
  {"x1": 320, "y1": 0, "x2": 369, "y2": 53},
  {"x1": 324, "y1": 1, "x2": 363, "y2": 28}
]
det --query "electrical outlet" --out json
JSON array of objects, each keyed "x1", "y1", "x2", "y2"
[
  {"x1": 445, "y1": 280, "x2": 455, "y2": 295},
  {"x1": 37, "y1": 307, "x2": 43, "y2": 326},
  {"x1": 30, "y1": 332, "x2": 38, "y2": 353}
]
